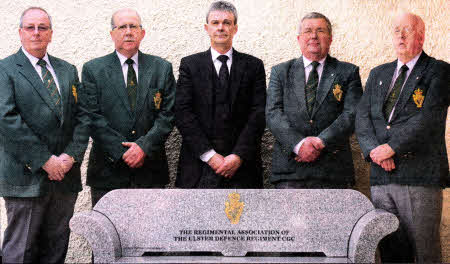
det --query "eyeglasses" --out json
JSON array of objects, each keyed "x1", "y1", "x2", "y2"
[
  {"x1": 300, "y1": 28, "x2": 329, "y2": 37},
  {"x1": 22, "y1": 25, "x2": 51, "y2": 32},
  {"x1": 394, "y1": 27, "x2": 414, "y2": 37},
  {"x1": 113, "y1": 24, "x2": 142, "y2": 32}
]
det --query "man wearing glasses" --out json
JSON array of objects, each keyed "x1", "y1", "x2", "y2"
[
  {"x1": 356, "y1": 13, "x2": 448, "y2": 262},
  {"x1": 0, "y1": 7, "x2": 89, "y2": 263},
  {"x1": 82, "y1": 8, "x2": 175, "y2": 208},
  {"x1": 266, "y1": 12, "x2": 362, "y2": 189}
]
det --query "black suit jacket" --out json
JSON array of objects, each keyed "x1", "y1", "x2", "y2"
[
  {"x1": 356, "y1": 52, "x2": 449, "y2": 187},
  {"x1": 175, "y1": 48, "x2": 266, "y2": 188},
  {"x1": 266, "y1": 55, "x2": 363, "y2": 186},
  {"x1": 82, "y1": 51, "x2": 176, "y2": 189}
]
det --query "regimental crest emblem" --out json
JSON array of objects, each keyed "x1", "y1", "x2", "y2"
[
  {"x1": 72, "y1": 85, "x2": 78, "y2": 103},
  {"x1": 412, "y1": 88, "x2": 424, "y2": 108},
  {"x1": 154, "y1": 91, "x2": 162, "y2": 110},
  {"x1": 225, "y1": 192, "x2": 244, "y2": 224},
  {"x1": 333, "y1": 84, "x2": 343, "y2": 102}
]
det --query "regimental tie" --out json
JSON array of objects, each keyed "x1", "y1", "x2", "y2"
[
  {"x1": 217, "y1": 55, "x2": 230, "y2": 88},
  {"x1": 126, "y1": 58, "x2": 138, "y2": 111},
  {"x1": 305, "y1": 61, "x2": 319, "y2": 116},
  {"x1": 384, "y1": 64, "x2": 409, "y2": 120},
  {"x1": 37, "y1": 59, "x2": 61, "y2": 112}
]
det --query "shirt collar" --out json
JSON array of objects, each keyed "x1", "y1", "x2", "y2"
[
  {"x1": 22, "y1": 46, "x2": 50, "y2": 67},
  {"x1": 302, "y1": 55, "x2": 326, "y2": 68},
  {"x1": 396, "y1": 51, "x2": 421, "y2": 72},
  {"x1": 116, "y1": 50, "x2": 139, "y2": 66},
  {"x1": 211, "y1": 47, "x2": 233, "y2": 62}
]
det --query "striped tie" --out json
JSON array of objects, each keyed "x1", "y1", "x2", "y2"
[
  {"x1": 305, "y1": 61, "x2": 319, "y2": 116},
  {"x1": 37, "y1": 59, "x2": 61, "y2": 111},
  {"x1": 384, "y1": 64, "x2": 409, "y2": 120}
]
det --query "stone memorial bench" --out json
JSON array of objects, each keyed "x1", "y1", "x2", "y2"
[{"x1": 70, "y1": 189, "x2": 398, "y2": 263}]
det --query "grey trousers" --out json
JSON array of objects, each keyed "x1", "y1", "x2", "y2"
[
  {"x1": 2, "y1": 184, "x2": 77, "y2": 264},
  {"x1": 371, "y1": 184, "x2": 442, "y2": 263}
]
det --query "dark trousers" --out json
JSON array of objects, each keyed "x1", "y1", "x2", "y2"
[
  {"x1": 371, "y1": 184, "x2": 442, "y2": 263},
  {"x1": 275, "y1": 180, "x2": 352, "y2": 189},
  {"x1": 91, "y1": 184, "x2": 166, "y2": 207},
  {"x1": 2, "y1": 184, "x2": 77, "y2": 264}
]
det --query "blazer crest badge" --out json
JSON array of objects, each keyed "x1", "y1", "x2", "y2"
[
  {"x1": 333, "y1": 84, "x2": 343, "y2": 102},
  {"x1": 154, "y1": 91, "x2": 162, "y2": 110},
  {"x1": 225, "y1": 192, "x2": 244, "y2": 224},
  {"x1": 412, "y1": 88, "x2": 424, "y2": 108},
  {"x1": 72, "y1": 85, "x2": 78, "y2": 103}
]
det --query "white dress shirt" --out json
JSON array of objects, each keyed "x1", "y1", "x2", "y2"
[
  {"x1": 200, "y1": 47, "x2": 233, "y2": 163},
  {"x1": 293, "y1": 56, "x2": 327, "y2": 155},
  {"x1": 116, "y1": 51, "x2": 139, "y2": 85},
  {"x1": 22, "y1": 47, "x2": 60, "y2": 93},
  {"x1": 386, "y1": 51, "x2": 421, "y2": 122}
]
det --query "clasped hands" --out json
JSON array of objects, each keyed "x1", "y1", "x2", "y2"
[
  {"x1": 42, "y1": 153, "x2": 74, "y2": 181},
  {"x1": 295, "y1": 137, "x2": 325, "y2": 163},
  {"x1": 369, "y1": 143, "x2": 396, "y2": 172},
  {"x1": 208, "y1": 153, "x2": 242, "y2": 178},
  {"x1": 122, "y1": 142, "x2": 146, "y2": 168}
]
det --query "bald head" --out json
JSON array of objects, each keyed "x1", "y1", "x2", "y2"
[
  {"x1": 392, "y1": 12, "x2": 425, "y2": 63},
  {"x1": 111, "y1": 8, "x2": 142, "y2": 30}
]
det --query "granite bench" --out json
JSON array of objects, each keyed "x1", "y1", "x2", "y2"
[{"x1": 70, "y1": 189, "x2": 398, "y2": 263}]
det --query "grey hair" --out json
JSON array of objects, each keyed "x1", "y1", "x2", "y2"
[
  {"x1": 111, "y1": 8, "x2": 143, "y2": 30},
  {"x1": 298, "y1": 12, "x2": 332, "y2": 35},
  {"x1": 20, "y1": 7, "x2": 52, "y2": 29},
  {"x1": 206, "y1": 1, "x2": 238, "y2": 24}
]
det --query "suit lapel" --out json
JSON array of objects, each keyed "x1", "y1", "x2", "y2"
[
  {"x1": 391, "y1": 52, "x2": 429, "y2": 121},
  {"x1": 16, "y1": 49, "x2": 62, "y2": 121},
  {"x1": 201, "y1": 49, "x2": 214, "y2": 108},
  {"x1": 229, "y1": 49, "x2": 247, "y2": 110},
  {"x1": 376, "y1": 61, "x2": 397, "y2": 117},
  {"x1": 135, "y1": 51, "x2": 152, "y2": 117},
  {"x1": 312, "y1": 55, "x2": 336, "y2": 117},
  {"x1": 288, "y1": 57, "x2": 309, "y2": 118},
  {"x1": 107, "y1": 52, "x2": 134, "y2": 117},
  {"x1": 49, "y1": 55, "x2": 67, "y2": 123}
]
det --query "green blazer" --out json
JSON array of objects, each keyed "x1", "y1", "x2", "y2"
[
  {"x1": 82, "y1": 51, "x2": 175, "y2": 189},
  {"x1": 266, "y1": 55, "x2": 363, "y2": 186},
  {"x1": 0, "y1": 49, "x2": 90, "y2": 197}
]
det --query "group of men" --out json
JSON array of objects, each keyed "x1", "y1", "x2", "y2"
[{"x1": 0, "y1": 1, "x2": 447, "y2": 263}]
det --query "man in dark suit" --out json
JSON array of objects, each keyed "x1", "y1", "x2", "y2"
[
  {"x1": 356, "y1": 13, "x2": 448, "y2": 263},
  {"x1": 82, "y1": 8, "x2": 175, "y2": 206},
  {"x1": 266, "y1": 12, "x2": 362, "y2": 189},
  {"x1": 0, "y1": 7, "x2": 89, "y2": 263},
  {"x1": 175, "y1": 1, "x2": 266, "y2": 188}
]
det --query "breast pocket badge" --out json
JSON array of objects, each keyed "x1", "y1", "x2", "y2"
[
  {"x1": 333, "y1": 83, "x2": 343, "y2": 102},
  {"x1": 72, "y1": 85, "x2": 78, "y2": 103},
  {"x1": 154, "y1": 91, "x2": 162, "y2": 110},
  {"x1": 412, "y1": 88, "x2": 424, "y2": 108}
]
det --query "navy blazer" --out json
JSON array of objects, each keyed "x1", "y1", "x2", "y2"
[
  {"x1": 266, "y1": 55, "x2": 363, "y2": 185},
  {"x1": 356, "y1": 52, "x2": 449, "y2": 187}
]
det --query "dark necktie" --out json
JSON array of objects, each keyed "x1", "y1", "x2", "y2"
[
  {"x1": 217, "y1": 55, "x2": 229, "y2": 89},
  {"x1": 305, "y1": 61, "x2": 319, "y2": 115},
  {"x1": 126, "y1": 58, "x2": 138, "y2": 111},
  {"x1": 37, "y1": 59, "x2": 61, "y2": 111},
  {"x1": 384, "y1": 64, "x2": 409, "y2": 120}
]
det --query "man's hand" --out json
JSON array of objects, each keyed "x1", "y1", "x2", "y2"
[
  {"x1": 122, "y1": 142, "x2": 146, "y2": 168},
  {"x1": 295, "y1": 137, "x2": 324, "y2": 162},
  {"x1": 380, "y1": 158, "x2": 396, "y2": 172},
  {"x1": 59, "y1": 153, "x2": 75, "y2": 174},
  {"x1": 207, "y1": 153, "x2": 225, "y2": 171},
  {"x1": 370, "y1": 144, "x2": 395, "y2": 165},
  {"x1": 215, "y1": 154, "x2": 242, "y2": 178},
  {"x1": 42, "y1": 155, "x2": 65, "y2": 181}
]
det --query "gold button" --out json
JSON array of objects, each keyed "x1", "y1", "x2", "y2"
[
  {"x1": 386, "y1": 125, "x2": 391, "y2": 129},
  {"x1": 131, "y1": 130, "x2": 136, "y2": 134},
  {"x1": 309, "y1": 120, "x2": 313, "y2": 124}
]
